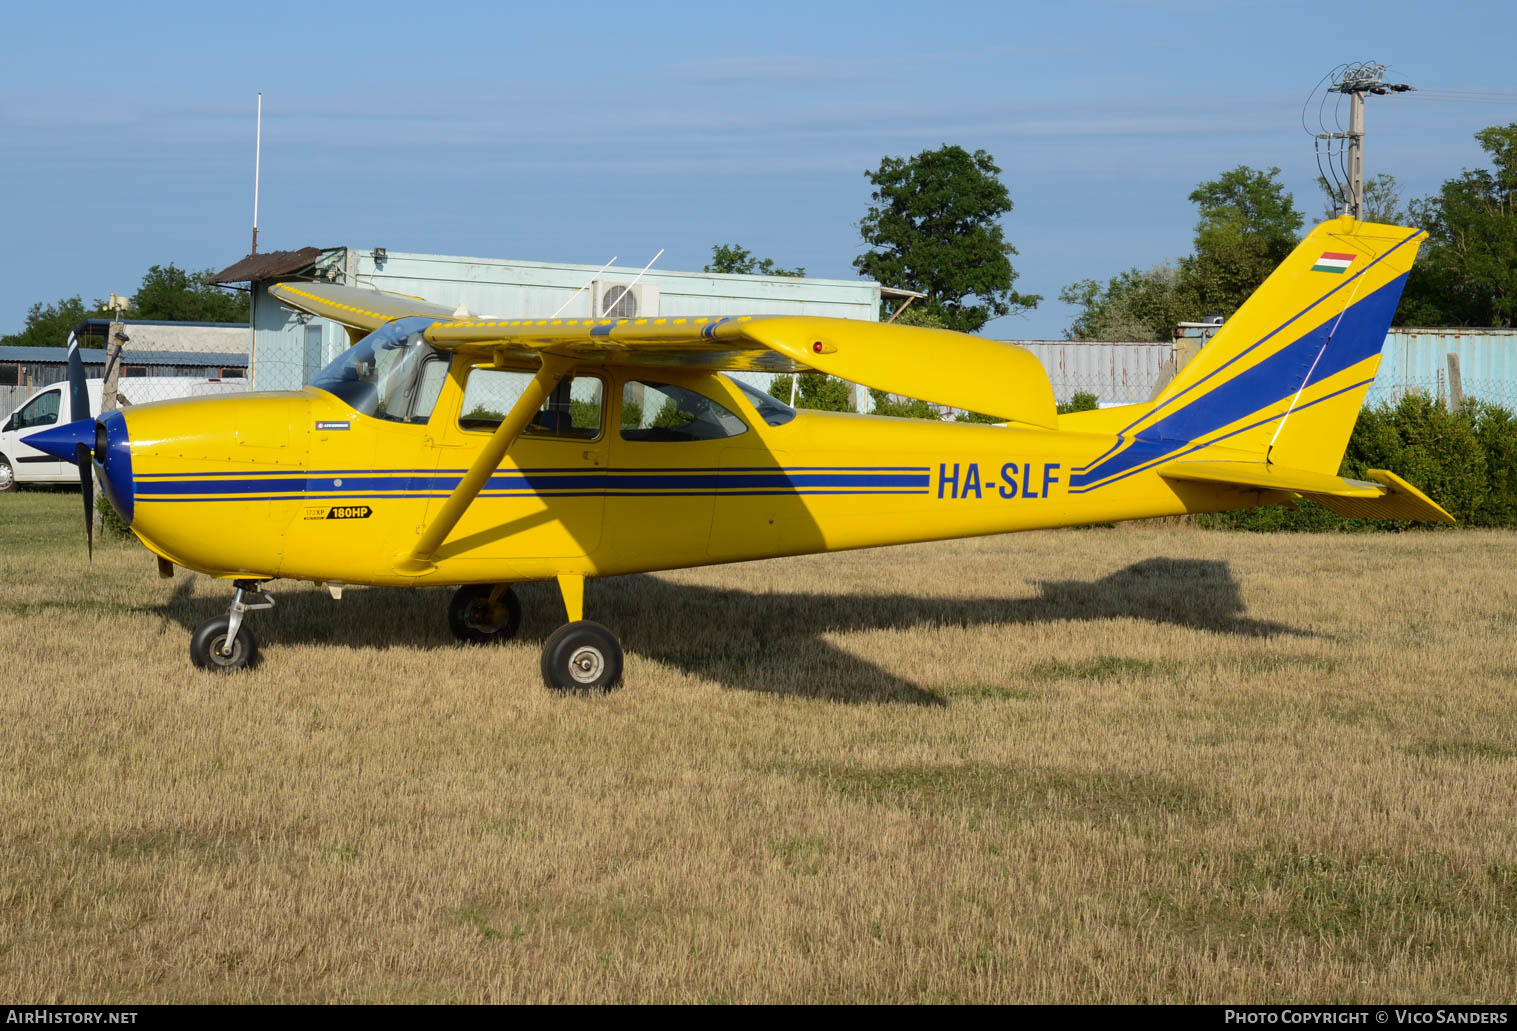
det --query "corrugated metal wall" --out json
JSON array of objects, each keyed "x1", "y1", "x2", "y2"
[
  {"x1": 1367, "y1": 328, "x2": 1517, "y2": 408},
  {"x1": 1012, "y1": 341, "x2": 1172, "y2": 405}
]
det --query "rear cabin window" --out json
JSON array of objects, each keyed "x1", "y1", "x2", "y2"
[
  {"x1": 459, "y1": 369, "x2": 604, "y2": 440},
  {"x1": 620, "y1": 381, "x2": 748, "y2": 442}
]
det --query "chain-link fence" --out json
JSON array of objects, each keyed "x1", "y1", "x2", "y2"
[{"x1": 1366, "y1": 376, "x2": 1517, "y2": 411}]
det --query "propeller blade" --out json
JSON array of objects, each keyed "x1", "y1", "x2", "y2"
[
  {"x1": 66, "y1": 330, "x2": 89, "y2": 423},
  {"x1": 75, "y1": 442, "x2": 93, "y2": 563}
]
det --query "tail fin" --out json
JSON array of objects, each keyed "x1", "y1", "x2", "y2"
[{"x1": 1068, "y1": 218, "x2": 1423, "y2": 493}]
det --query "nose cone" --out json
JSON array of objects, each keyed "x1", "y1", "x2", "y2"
[
  {"x1": 94, "y1": 410, "x2": 134, "y2": 525},
  {"x1": 22, "y1": 418, "x2": 95, "y2": 462}
]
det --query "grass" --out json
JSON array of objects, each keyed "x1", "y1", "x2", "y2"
[{"x1": 2, "y1": 489, "x2": 1516, "y2": 1003}]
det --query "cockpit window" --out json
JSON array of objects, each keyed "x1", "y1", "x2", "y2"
[
  {"x1": 620, "y1": 381, "x2": 748, "y2": 442},
  {"x1": 310, "y1": 316, "x2": 446, "y2": 424},
  {"x1": 726, "y1": 375, "x2": 796, "y2": 427}
]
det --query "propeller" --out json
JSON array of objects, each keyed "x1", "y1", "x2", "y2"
[
  {"x1": 66, "y1": 332, "x2": 93, "y2": 562},
  {"x1": 76, "y1": 442, "x2": 93, "y2": 561}
]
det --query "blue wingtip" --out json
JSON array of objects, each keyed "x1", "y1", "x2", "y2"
[{"x1": 23, "y1": 418, "x2": 95, "y2": 463}]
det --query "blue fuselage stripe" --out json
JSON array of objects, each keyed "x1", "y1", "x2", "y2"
[{"x1": 135, "y1": 469, "x2": 931, "y2": 500}]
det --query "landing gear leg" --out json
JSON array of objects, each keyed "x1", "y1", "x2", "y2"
[
  {"x1": 190, "y1": 579, "x2": 274, "y2": 672},
  {"x1": 540, "y1": 573, "x2": 622, "y2": 692}
]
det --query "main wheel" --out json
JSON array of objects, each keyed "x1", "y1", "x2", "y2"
[
  {"x1": 540, "y1": 621, "x2": 623, "y2": 692},
  {"x1": 448, "y1": 585, "x2": 522, "y2": 643},
  {"x1": 189, "y1": 616, "x2": 258, "y2": 672},
  {"x1": 0, "y1": 455, "x2": 14, "y2": 493}
]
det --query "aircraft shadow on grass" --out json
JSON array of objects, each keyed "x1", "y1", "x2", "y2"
[{"x1": 154, "y1": 557, "x2": 1307, "y2": 707}]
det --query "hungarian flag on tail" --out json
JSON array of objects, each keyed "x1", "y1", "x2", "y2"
[{"x1": 1311, "y1": 251, "x2": 1356, "y2": 274}]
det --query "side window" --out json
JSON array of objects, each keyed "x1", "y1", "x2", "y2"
[
  {"x1": 410, "y1": 359, "x2": 449, "y2": 423},
  {"x1": 620, "y1": 381, "x2": 747, "y2": 442},
  {"x1": 459, "y1": 368, "x2": 604, "y2": 440},
  {"x1": 16, "y1": 389, "x2": 61, "y2": 430}
]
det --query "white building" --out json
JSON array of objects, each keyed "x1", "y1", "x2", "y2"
[{"x1": 210, "y1": 246, "x2": 886, "y2": 393}]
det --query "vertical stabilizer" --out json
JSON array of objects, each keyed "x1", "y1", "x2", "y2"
[{"x1": 1068, "y1": 218, "x2": 1422, "y2": 493}]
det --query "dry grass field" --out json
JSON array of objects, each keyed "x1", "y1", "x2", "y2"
[{"x1": 2, "y1": 489, "x2": 1515, "y2": 1004}]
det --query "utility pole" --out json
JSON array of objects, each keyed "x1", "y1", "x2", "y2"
[
  {"x1": 101, "y1": 292, "x2": 130, "y2": 416},
  {"x1": 1321, "y1": 62, "x2": 1415, "y2": 219},
  {"x1": 96, "y1": 292, "x2": 131, "y2": 535}
]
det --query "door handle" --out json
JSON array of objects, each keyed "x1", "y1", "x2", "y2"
[{"x1": 582, "y1": 449, "x2": 605, "y2": 466}]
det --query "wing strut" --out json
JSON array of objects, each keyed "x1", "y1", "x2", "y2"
[{"x1": 394, "y1": 354, "x2": 575, "y2": 575}]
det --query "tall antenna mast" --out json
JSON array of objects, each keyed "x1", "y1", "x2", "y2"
[
  {"x1": 252, "y1": 92, "x2": 262, "y2": 254},
  {"x1": 1319, "y1": 62, "x2": 1414, "y2": 219}
]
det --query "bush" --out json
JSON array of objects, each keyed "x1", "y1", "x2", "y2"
[
  {"x1": 769, "y1": 374, "x2": 853, "y2": 412},
  {"x1": 1197, "y1": 394, "x2": 1517, "y2": 531},
  {"x1": 1057, "y1": 391, "x2": 1099, "y2": 415},
  {"x1": 867, "y1": 388, "x2": 938, "y2": 420}
]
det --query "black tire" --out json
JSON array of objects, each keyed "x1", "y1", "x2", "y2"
[
  {"x1": 0, "y1": 455, "x2": 14, "y2": 493},
  {"x1": 448, "y1": 585, "x2": 522, "y2": 643},
  {"x1": 540, "y1": 621, "x2": 623, "y2": 692},
  {"x1": 189, "y1": 616, "x2": 258, "y2": 672}
]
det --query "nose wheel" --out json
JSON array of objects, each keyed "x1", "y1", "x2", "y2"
[
  {"x1": 536, "y1": 573, "x2": 623, "y2": 692},
  {"x1": 540, "y1": 621, "x2": 623, "y2": 692}
]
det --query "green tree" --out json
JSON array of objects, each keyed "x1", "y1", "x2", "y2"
[
  {"x1": 1317, "y1": 172, "x2": 1407, "y2": 224},
  {"x1": 1060, "y1": 165, "x2": 1302, "y2": 340},
  {"x1": 854, "y1": 144, "x2": 1039, "y2": 333},
  {"x1": 2, "y1": 264, "x2": 249, "y2": 347},
  {"x1": 1397, "y1": 124, "x2": 1517, "y2": 326},
  {"x1": 1058, "y1": 264, "x2": 1193, "y2": 342},
  {"x1": 704, "y1": 244, "x2": 804, "y2": 278},
  {"x1": 1, "y1": 296, "x2": 108, "y2": 348},
  {"x1": 1181, "y1": 165, "x2": 1304, "y2": 319},
  {"x1": 131, "y1": 264, "x2": 250, "y2": 322}
]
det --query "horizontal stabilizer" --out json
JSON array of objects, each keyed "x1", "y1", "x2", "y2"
[{"x1": 1160, "y1": 461, "x2": 1454, "y2": 523}]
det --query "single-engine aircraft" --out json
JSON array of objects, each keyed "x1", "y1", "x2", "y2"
[{"x1": 25, "y1": 218, "x2": 1451, "y2": 689}]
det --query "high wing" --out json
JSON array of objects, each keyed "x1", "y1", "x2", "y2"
[
  {"x1": 270, "y1": 281, "x2": 1058, "y2": 429},
  {"x1": 270, "y1": 282, "x2": 461, "y2": 333}
]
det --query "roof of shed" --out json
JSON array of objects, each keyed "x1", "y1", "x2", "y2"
[{"x1": 207, "y1": 247, "x2": 331, "y2": 284}]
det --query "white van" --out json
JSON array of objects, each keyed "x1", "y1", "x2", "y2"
[{"x1": 0, "y1": 377, "x2": 246, "y2": 490}]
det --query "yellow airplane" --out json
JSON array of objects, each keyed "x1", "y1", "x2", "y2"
[{"x1": 26, "y1": 218, "x2": 1450, "y2": 689}]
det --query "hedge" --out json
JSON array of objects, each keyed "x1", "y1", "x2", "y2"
[{"x1": 1195, "y1": 394, "x2": 1517, "y2": 531}]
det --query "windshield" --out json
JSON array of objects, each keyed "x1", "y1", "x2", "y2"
[
  {"x1": 310, "y1": 316, "x2": 446, "y2": 423},
  {"x1": 726, "y1": 375, "x2": 796, "y2": 427}
]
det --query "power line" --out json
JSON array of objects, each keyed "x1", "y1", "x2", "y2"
[{"x1": 1303, "y1": 62, "x2": 1415, "y2": 220}]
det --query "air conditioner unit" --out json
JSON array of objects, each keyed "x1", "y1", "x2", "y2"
[{"x1": 591, "y1": 280, "x2": 659, "y2": 319}]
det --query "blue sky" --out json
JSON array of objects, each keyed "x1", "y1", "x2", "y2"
[{"x1": 3, "y1": 0, "x2": 1515, "y2": 339}]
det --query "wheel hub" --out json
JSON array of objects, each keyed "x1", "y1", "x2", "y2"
[
  {"x1": 568, "y1": 646, "x2": 605, "y2": 684},
  {"x1": 0, "y1": 461, "x2": 12, "y2": 490},
  {"x1": 212, "y1": 635, "x2": 243, "y2": 665}
]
